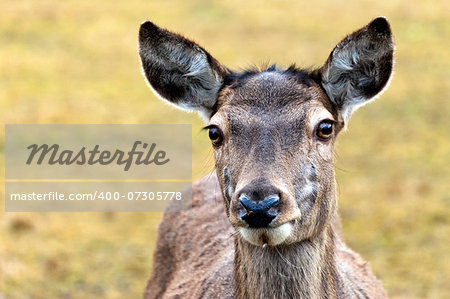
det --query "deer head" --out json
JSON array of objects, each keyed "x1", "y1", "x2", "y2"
[{"x1": 138, "y1": 17, "x2": 394, "y2": 247}]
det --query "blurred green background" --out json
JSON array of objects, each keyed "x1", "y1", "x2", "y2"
[{"x1": 1, "y1": 0, "x2": 449, "y2": 298}]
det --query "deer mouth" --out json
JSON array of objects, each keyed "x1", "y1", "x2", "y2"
[{"x1": 238, "y1": 223, "x2": 293, "y2": 246}]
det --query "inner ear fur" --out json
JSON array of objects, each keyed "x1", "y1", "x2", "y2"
[
  {"x1": 138, "y1": 21, "x2": 229, "y2": 119},
  {"x1": 318, "y1": 17, "x2": 395, "y2": 121}
]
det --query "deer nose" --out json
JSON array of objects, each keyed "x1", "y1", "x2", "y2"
[{"x1": 238, "y1": 194, "x2": 280, "y2": 228}]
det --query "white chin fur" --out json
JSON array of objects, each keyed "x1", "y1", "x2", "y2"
[{"x1": 238, "y1": 223, "x2": 292, "y2": 246}]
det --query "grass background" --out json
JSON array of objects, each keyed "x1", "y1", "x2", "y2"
[{"x1": 1, "y1": 0, "x2": 449, "y2": 298}]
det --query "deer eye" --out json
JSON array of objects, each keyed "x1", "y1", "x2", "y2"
[
  {"x1": 208, "y1": 126, "x2": 223, "y2": 146},
  {"x1": 316, "y1": 120, "x2": 334, "y2": 140}
]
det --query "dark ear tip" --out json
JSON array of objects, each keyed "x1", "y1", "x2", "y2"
[
  {"x1": 368, "y1": 17, "x2": 392, "y2": 36},
  {"x1": 139, "y1": 20, "x2": 159, "y2": 39}
]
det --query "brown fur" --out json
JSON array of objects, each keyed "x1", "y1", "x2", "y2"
[
  {"x1": 139, "y1": 17, "x2": 394, "y2": 299},
  {"x1": 145, "y1": 175, "x2": 386, "y2": 298}
]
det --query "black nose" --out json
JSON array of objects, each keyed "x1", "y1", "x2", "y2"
[{"x1": 238, "y1": 194, "x2": 280, "y2": 228}]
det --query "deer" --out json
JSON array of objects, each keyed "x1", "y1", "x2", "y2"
[{"x1": 138, "y1": 17, "x2": 394, "y2": 299}]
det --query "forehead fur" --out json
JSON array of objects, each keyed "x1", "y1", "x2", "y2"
[{"x1": 216, "y1": 65, "x2": 337, "y2": 118}]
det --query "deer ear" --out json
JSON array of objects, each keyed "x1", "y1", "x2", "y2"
[
  {"x1": 319, "y1": 17, "x2": 395, "y2": 121},
  {"x1": 138, "y1": 21, "x2": 229, "y2": 119}
]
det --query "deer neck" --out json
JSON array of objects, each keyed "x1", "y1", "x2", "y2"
[{"x1": 233, "y1": 225, "x2": 338, "y2": 299}]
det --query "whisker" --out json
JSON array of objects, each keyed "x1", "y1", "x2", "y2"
[
  {"x1": 268, "y1": 247, "x2": 295, "y2": 279},
  {"x1": 275, "y1": 246, "x2": 302, "y2": 269}
]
